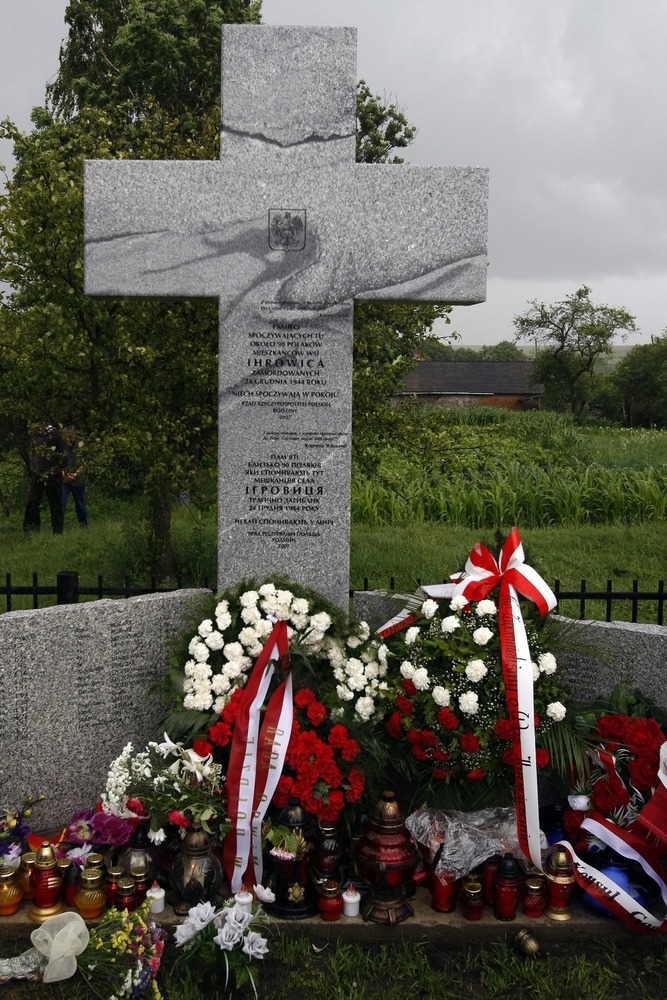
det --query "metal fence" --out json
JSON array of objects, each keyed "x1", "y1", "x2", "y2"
[{"x1": 1, "y1": 572, "x2": 665, "y2": 625}]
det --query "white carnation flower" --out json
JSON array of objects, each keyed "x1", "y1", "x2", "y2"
[
  {"x1": 259, "y1": 583, "x2": 276, "y2": 597},
  {"x1": 326, "y1": 642, "x2": 345, "y2": 669},
  {"x1": 476, "y1": 600, "x2": 497, "y2": 616},
  {"x1": 248, "y1": 644, "x2": 263, "y2": 658},
  {"x1": 441, "y1": 615, "x2": 460, "y2": 634},
  {"x1": 188, "y1": 636, "x2": 202, "y2": 656},
  {"x1": 345, "y1": 657, "x2": 364, "y2": 676},
  {"x1": 213, "y1": 696, "x2": 227, "y2": 714},
  {"x1": 310, "y1": 611, "x2": 332, "y2": 632},
  {"x1": 224, "y1": 642, "x2": 245, "y2": 661},
  {"x1": 336, "y1": 684, "x2": 354, "y2": 702},
  {"x1": 359, "y1": 621, "x2": 371, "y2": 640},
  {"x1": 450, "y1": 594, "x2": 468, "y2": 612},
  {"x1": 413, "y1": 667, "x2": 430, "y2": 691},
  {"x1": 355, "y1": 696, "x2": 375, "y2": 721},
  {"x1": 273, "y1": 604, "x2": 291, "y2": 621},
  {"x1": 432, "y1": 686, "x2": 450, "y2": 707},
  {"x1": 241, "y1": 606, "x2": 261, "y2": 625},
  {"x1": 192, "y1": 641, "x2": 210, "y2": 663},
  {"x1": 205, "y1": 630, "x2": 224, "y2": 651},
  {"x1": 333, "y1": 667, "x2": 345, "y2": 683},
  {"x1": 347, "y1": 673, "x2": 366, "y2": 693},
  {"x1": 214, "y1": 600, "x2": 229, "y2": 617},
  {"x1": 184, "y1": 659, "x2": 197, "y2": 677},
  {"x1": 192, "y1": 663, "x2": 212, "y2": 681},
  {"x1": 405, "y1": 626, "x2": 420, "y2": 646},
  {"x1": 290, "y1": 612, "x2": 309, "y2": 629},
  {"x1": 346, "y1": 635, "x2": 362, "y2": 649},
  {"x1": 240, "y1": 590, "x2": 259, "y2": 607},
  {"x1": 360, "y1": 649, "x2": 374, "y2": 664},
  {"x1": 291, "y1": 597, "x2": 309, "y2": 616},
  {"x1": 538, "y1": 652, "x2": 557, "y2": 675},
  {"x1": 198, "y1": 619, "x2": 213, "y2": 638},
  {"x1": 547, "y1": 701, "x2": 566, "y2": 722},
  {"x1": 238, "y1": 626, "x2": 259, "y2": 648},
  {"x1": 254, "y1": 619, "x2": 273, "y2": 638},
  {"x1": 378, "y1": 644, "x2": 388, "y2": 666},
  {"x1": 212, "y1": 673, "x2": 231, "y2": 695},
  {"x1": 223, "y1": 660, "x2": 243, "y2": 680},
  {"x1": 183, "y1": 678, "x2": 194, "y2": 693},
  {"x1": 365, "y1": 661, "x2": 380, "y2": 680},
  {"x1": 472, "y1": 626, "x2": 493, "y2": 646},
  {"x1": 216, "y1": 611, "x2": 232, "y2": 631},
  {"x1": 532, "y1": 662, "x2": 540, "y2": 681},
  {"x1": 465, "y1": 659, "x2": 487, "y2": 683},
  {"x1": 400, "y1": 661, "x2": 415, "y2": 679},
  {"x1": 421, "y1": 599, "x2": 438, "y2": 619},
  {"x1": 459, "y1": 691, "x2": 479, "y2": 715},
  {"x1": 275, "y1": 589, "x2": 293, "y2": 606}
]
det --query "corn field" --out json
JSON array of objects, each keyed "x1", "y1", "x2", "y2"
[{"x1": 351, "y1": 463, "x2": 667, "y2": 527}]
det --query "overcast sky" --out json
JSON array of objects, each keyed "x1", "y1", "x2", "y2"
[{"x1": 1, "y1": 0, "x2": 665, "y2": 343}]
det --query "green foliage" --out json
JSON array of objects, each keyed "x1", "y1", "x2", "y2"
[
  {"x1": 514, "y1": 286, "x2": 637, "y2": 414},
  {"x1": 614, "y1": 333, "x2": 667, "y2": 427},
  {"x1": 355, "y1": 80, "x2": 417, "y2": 164}
]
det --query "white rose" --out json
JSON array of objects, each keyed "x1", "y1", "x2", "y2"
[
  {"x1": 432, "y1": 686, "x2": 450, "y2": 707},
  {"x1": 547, "y1": 701, "x2": 566, "y2": 722},
  {"x1": 421, "y1": 599, "x2": 438, "y2": 619},
  {"x1": 242, "y1": 930, "x2": 269, "y2": 960},
  {"x1": 253, "y1": 883, "x2": 276, "y2": 904},
  {"x1": 400, "y1": 661, "x2": 415, "y2": 679},
  {"x1": 198, "y1": 619, "x2": 213, "y2": 637},
  {"x1": 336, "y1": 684, "x2": 354, "y2": 702},
  {"x1": 465, "y1": 659, "x2": 487, "y2": 683},
  {"x1": 538, "y1": 652, "x2": 557, "y2": 675},
  {"x1": 405, "y1": 626, "x2": 420, "y2": 646},
  {"x1": 459, "y1": 691, "x2": 479, "y2": 715},
  {"x1": 450, "y1": 595, "x2": 467, "y2": 612},
  {"x1": 214, "y1": 921, "x2": 243, "y2": 951},
  {"x1": 472, "y1": 627, "x2": 493, "y2": 646},
  {"x1": 240, "y1": 590, "x2": 259, "y2": 607},
  {"x1": 476, "y1": 599, "x2": 497, "y2": 616},
  {"x1": 413, "y1": 667, "x2": 430, "y2": 691},
  {"x1": 205, "y1": 630, "x2": 224, "y2": 651},
  {"x1": 441, "y1": 615, "x2": 460, "y2": 634}
]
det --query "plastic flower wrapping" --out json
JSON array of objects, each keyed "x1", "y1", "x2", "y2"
[{"x1": 380, "y1": 594, "x2": 569, "y2": 793}]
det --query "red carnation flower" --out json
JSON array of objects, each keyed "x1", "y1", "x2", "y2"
[
  {"x1": 328, "y1": 724, "x2": 349, "y2": 748},
  {"x1": 407, "y1": 728, "x2": 423, "y2": 745},
  {"x1": 433, "y1": 768, "x2": 450, "y2": 780},
  {"x1": 192, "y1": 738, "x2": 212, "y2": 757},
  {"x1": 397, "y1": 695, "x2": 414, "y2": 715},
  {"x1": 125, "y1": 798, "x2": 144, "y2": 816},
  {"x1": 502, "y1": 746, "x2": 515, "y2": 766},
  {"x1": 460, "y1": 733, "x2": 481, "y2": 753},
  {"x1": 432, "y1": 748, "x2": 450, "y2": 762},
  {"x1": 221, "y1": 688, "x2": 244, "y2": 725},
  {"x1": 295, "y1": 688, "x2": 316, "y2": 708},
  {"x1": 628, "y1": 751, "x2": 660, "y2": 792},
  {"x1": 494, "y1": 718, "x2": 513, "y2": 741},
  {"x1": 307, "y1": 700, "x2": 328, "y2": 726},
  {"x1": 420, "y1": 729, "x2": 439, "y2": 748},
  {"x1": 168, "y1": 810, "x2": 190, "y2": 828},
  {"x1": 563, "y1": 808, "x2": 586, "y2": 840},
  {"x1": 272, "y1": 775, "x2": 294, "y2": 809},
  {"x1": 412, "y1": 746, "x2": 428, "y2": 761},
  {"x1": 209, "y1": 721, "x2": 232, "y2": 747},
  {"x1": 320, "y1": 760, "x2": 343, "y2": 789},
  {"x1": 345, "y1": 768, "x2": 365, "y2": 803},
  {"x1": 402, "y1": 678, "x2": 417, "y2": 696},
  {"x1": 536, "y1": 748, "x2": 550, "y2": 769},
  {"x1": 320, "y1": 790, "x2": 345, "y2": 822},
  {"x1": 342, "y1": 738, "x2": 360, "y2": 762},
  {"x1": 386, "y1": 712, "x2": 403, "y2": 739},
  {"x1": 437, "y1": 707, "x2": 459, "y2": 730},
  {"x1": 467, "y1": 769, "x2": 486, "y2": 781},
  {"x1": 625, "y1": 718, "x2": 665, "y2": 754},
  {"x1": 591, "y1": 778, "x2": 631, "y2": 814},
  {"x1": 534, "y1": 713, "x2": 540, "y2": 729}
]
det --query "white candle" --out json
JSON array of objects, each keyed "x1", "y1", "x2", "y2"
[
  {"x1": 342, "y1": 886, "x2": 361, "y2": 917},
  {"x1": 146, "y1": 881, "x2": 165, "y2": 914},
  {"x1": 234, "y1": 887, "x2": 254, "y2": 915}
]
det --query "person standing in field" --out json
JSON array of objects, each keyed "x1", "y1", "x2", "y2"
[
  {"x1": 23, "y1": 423, "x2": 67, "y2": 534},
  {"x1": 61, "y1": 424, "x2": 88, "y2": 527}
]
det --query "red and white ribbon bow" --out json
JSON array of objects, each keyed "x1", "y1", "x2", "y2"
[
  {"x1": 454, "y1": 528, "x2": 556, "y2": 872},
  {"x1": 452, "y1": 527, "x2": 556, "y2": 616}
]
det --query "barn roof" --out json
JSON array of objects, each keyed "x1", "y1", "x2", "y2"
[{"x1": 399, "y1": 361, "x2": 544, "y2": 396}]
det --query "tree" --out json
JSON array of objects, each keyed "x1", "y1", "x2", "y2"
[
  {"x1": 478, "y1": 340, "x2": 526, "y2": 361},
  {"x1": 614, "y1": 334, "x2": 667, "y2": 426},
  {"x1": 513, "y1": 286, "x2": 637, "y2": 414}
]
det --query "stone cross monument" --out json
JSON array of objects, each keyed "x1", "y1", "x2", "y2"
[{"x1": 84, "y1": 26, "x2": 488, "y2": 608}]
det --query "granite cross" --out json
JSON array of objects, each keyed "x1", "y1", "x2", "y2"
[{"x1": 84, "y1": 25, "x2": 488, "y2": 608}]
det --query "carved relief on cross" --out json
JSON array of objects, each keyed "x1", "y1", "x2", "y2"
[{"x1": 84, "y1": 25, "x2": 488, "y2": 608}]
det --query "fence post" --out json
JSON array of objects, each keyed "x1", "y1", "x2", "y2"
[
  {"x1": 6, "y1": 573, "x2": 11, "y2": 613},
  {"x1": 579, "y1": 579, "x2": 586, "y2": 620},
  {"x1": 57, "y1": 571, "x2": 79, "y2": 605}
]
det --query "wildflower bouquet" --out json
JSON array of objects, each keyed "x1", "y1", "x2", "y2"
[
  {"x1": 174, "y1": 891, "x2": 273, "y2": 997},
  {"x1": 101, "y1": 736, "x2": 229, "y2": 844},
  {"x1": 77, "y1": 901, "x2": 165, "y2": 999},
  {"x1": 0, "y1": 795, "x2": 44, "y2": 867},
  {"x1": 381, "y1": 594, "x2": 569, "y2": 795}
]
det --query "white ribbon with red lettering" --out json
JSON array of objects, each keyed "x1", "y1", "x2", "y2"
[{"x1": 452, "y1": 528, "x2": 556, "y2": 872}]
